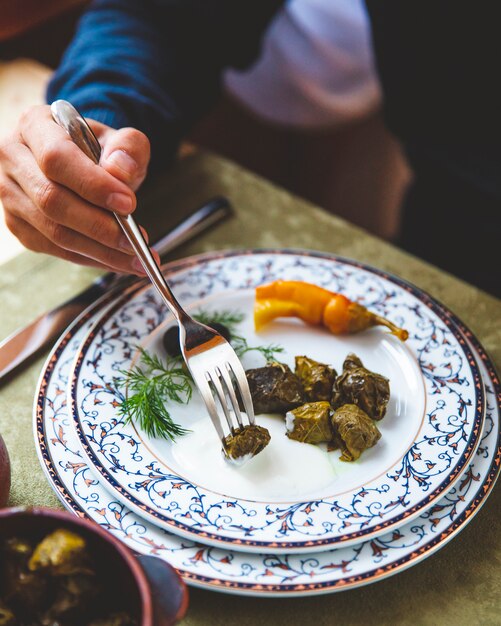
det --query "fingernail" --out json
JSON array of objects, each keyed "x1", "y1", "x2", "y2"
[
  {"x1": 108, "y1": 192, "x2": 133, "y2": 213},
  {"x1": 119, "y1": 235, "x2": 133, "y2": 252},
  {"x1": 106, "y1": 149, "x2": 137, "y2": 176}
]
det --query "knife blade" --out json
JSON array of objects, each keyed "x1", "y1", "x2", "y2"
[{"x1": 0, "y1": 196, "x2": 232, "y2": 383}]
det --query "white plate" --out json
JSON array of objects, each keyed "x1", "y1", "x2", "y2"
[
  {"x1": 68, "y1": 251, "x2": 484, "y2": 552},
  {"x1": 34, "y1": 275, "x2": 500, "y2": 596}
]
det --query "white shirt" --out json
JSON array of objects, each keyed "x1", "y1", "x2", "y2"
[{"x1": 224, "y1": 0, "x2": 381, "y2": 129}]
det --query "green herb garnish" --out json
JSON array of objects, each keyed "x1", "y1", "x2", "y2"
[
  {"x1": 117, "y1": 309, "x2": 283, "y2": 442},
  {"x1": 193, "y1": 309, "x2": 284, "y2": 363},
  {"x1": 232, "y1": 335, "x2": 284, "y2": 362},
  {"x1": 117, "y1": 348, "x2": 191, "y2": 441},
  {"x1": 193, "y1": 309, "x2": 244, "y2": 331}
]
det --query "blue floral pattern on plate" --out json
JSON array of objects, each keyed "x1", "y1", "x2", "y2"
[
  {"x1": 67, "y1": 251, "x2": 485, "y2": 552},
  {"x1": 33, "y1": 259, "x2": 500, "y2": 595}
]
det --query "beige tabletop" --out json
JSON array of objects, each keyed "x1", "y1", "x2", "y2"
[{"x1": 0, "y1": 151, "x2": 500, "y2": 625}]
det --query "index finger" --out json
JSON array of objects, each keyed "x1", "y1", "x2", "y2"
[{"x1": 20, "y1": 105, "x2": 136, "y2": 215}]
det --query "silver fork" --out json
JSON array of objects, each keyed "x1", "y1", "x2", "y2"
[{"x1": 51, "y1": 100, "x2": 256, "y2": 457}]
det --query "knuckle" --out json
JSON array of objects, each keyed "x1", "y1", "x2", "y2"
[
  {"x1": 19, "y1": 105, "x2": 47, "y2": 138},
  {"x1": 129, "y1": 128, "x2": 150, "y2": 150},
  {"x1": 58, "y1": 248, "x2": 74, "y2": 263},
  {"x1": 0, "y1": 134, "x2": 16, "y2": 163},
  {"x1": 27, "y1": 238, "x2": 44, "y2": 253},
  {"x1": 0, "y1": 176, "x2": 10, "y2": 200},
  {"x1": 76, "y1": 175, "x2": 97, "y2": 201},
  {"x1": 21, "y1": 104, "x2": 40, "y2": 119},
  {"x1": 3, "y1": 211, "x2": 19, "y2": 236},
  {"x1": 15, "y1": 228, "x2": 40, "y2": 253},
  {"x1": 48, "y1": 221, "x2": 68, "y2": 247},
  {"x1": 52, "y1": 223, "x2": 71, "y2": 249},
  {"x1": 36, "y1": 180, "x2": 59, "y2": 215},
  {"x1": 19, "y1": 105, "x2": 36, "y2": 127},
  {"x1": 22, "y1": 238, "x2": 38, "y2": 252},
  {"x1": 125, "y1": 128, "x2": 151, "y2": 164},
  {"x1": 88, "y1": 217, "x2": 108, "y2": 242},
  {"x1": 39, "y1": 143, "x2": 64, "y2": 178},
  {"x1": 101, "y1": 245, "x2": 120, "y2": 269}
]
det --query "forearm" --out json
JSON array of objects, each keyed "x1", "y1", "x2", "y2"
[
  {"x1": 47, "y1": 0, "x2": 187, "y2": 168},
  {"x1": 47, "y1": 0, "x2": 284, "y2": 169}
]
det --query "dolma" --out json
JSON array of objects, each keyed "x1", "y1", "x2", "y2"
[
  {"x1": 2, "y1": 537, "x2": 32, "y2": 566},
  {"x1": 286, "y1": 402, "x2": 333, "y2": 444},
  {"x1": 0, "y1": 602, "x2": 15, "y2": 626},
  {"x1": 0, "y1": 530, "x2": 138, "y2": 626},
  {"x1": 223, "y1": 424, "x2": 271, "y2": 463},
  {"x1": 294, "y1": 355, "x2": 337, "y2": 401},
  {"x1": 1, "y1": 538, "x2": 49, "y2": 616},
  {"x1": 29, "y1": 529, "x2": 90, "y2": 576},
  {"x1": 41, "y1": 573, "x2": 99, "y2": 624},
  {"x1": 332, "y1": 353, "x2": 390, "y2": 420},
  {"x1": 245, "y1": 362, "x2": 306, "y2": 414},
  {"x1": 331, "y1": 404, "x2": 381, "y2": 462}
]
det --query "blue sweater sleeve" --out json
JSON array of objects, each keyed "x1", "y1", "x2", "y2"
[{"x1": 47, "y1": 0, "x2": 283, "y2": 169}]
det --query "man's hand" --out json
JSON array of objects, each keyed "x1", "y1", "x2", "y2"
[{"x1": 0, "y1": 104, "x2": 158, "y2": 274}]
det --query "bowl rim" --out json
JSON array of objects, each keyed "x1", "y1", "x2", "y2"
[
  {"x1": 0, "y1": 433, "x2": 10, "y2": 507},
  {"x1": 0, "y1": 505, "x2": 153, "y2": 625}
]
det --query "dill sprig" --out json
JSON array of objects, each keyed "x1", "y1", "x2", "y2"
[
  {"x1": 116, "y1": 309, "x2": 283, "y2": 442},
  {"x1": 192, "y1": 309, "x2": 244, "y2": 333},
  {"x1": 117, "y1": 347, "x2": 191, "y2": 441},
  {"x1": 193, "y1": 309, "x2": 283, "y2": 362},
  {"x1": 231, "y1": 335, "x2": 284, "y2": 363}
]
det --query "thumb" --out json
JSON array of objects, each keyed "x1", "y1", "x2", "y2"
[{"x1": 99, "y1": 127, "x2": 151, "y2": 191}]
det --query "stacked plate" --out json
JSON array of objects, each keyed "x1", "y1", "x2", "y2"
[{"x1": 34, "y1": 250, "x2": 500, "y2": 597}]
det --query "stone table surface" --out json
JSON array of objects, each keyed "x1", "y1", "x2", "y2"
[{"x1": 0, "y1": 152, "x2": 500, "y2": 625}]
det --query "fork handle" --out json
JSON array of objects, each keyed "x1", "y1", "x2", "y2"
[{"x1": 50, "y1": 100, "x2": 189, "y2": 325}]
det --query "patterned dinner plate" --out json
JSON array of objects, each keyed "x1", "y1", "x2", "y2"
[
  {"x1": 33, "y1": 278, "x2": 500, "y2": 596},
  {"x1": 67, "y1": 251, "x2": 484, "y2": 553}
]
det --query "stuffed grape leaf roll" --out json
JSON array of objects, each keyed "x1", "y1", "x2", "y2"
[
  {"x1": 331, "y1": 404, "x2": 381, "y2": 461},
  {"x1": 285, "y1": 401, "x2": 333, "y2": 444},
  {"x1": 223, "y1": 424, "x2": 271, "y2": 463},
  {"x1": 245, "y1": 362, "x2": 306, "y2": 414},
  {"x1": 332, "y1": 353, "x2": 390, "y2": 420},
  {"x1": 294, "y1": 356, "x2": 337, "y2": 402}
]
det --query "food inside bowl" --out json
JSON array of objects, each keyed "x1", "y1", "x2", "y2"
[{"x1": 0, "y1": 528, "x2": 137, "y2": 626}]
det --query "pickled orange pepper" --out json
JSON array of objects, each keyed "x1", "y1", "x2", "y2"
[{"x1": 254, "y1": 280, "x2": 408, "y2": 341}]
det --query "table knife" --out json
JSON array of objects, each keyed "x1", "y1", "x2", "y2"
[{"x1": 0, "y1": 196, "x2": 232, "y2": 383}]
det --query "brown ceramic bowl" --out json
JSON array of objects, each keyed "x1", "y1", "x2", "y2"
[
  {"x1": 0, "y1": 434, "x2": 10, "y2": 507},
  {"x1": 0, "y1": 506, "x2": 188, "y2": 625}
]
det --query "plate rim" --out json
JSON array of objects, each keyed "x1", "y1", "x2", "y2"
[
  {"x1": 67, "y1": 249, "x2": 485, "y2": 552},
  {"x1": 32, "y1": 257, "x2": 501, "y2": 596}
]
